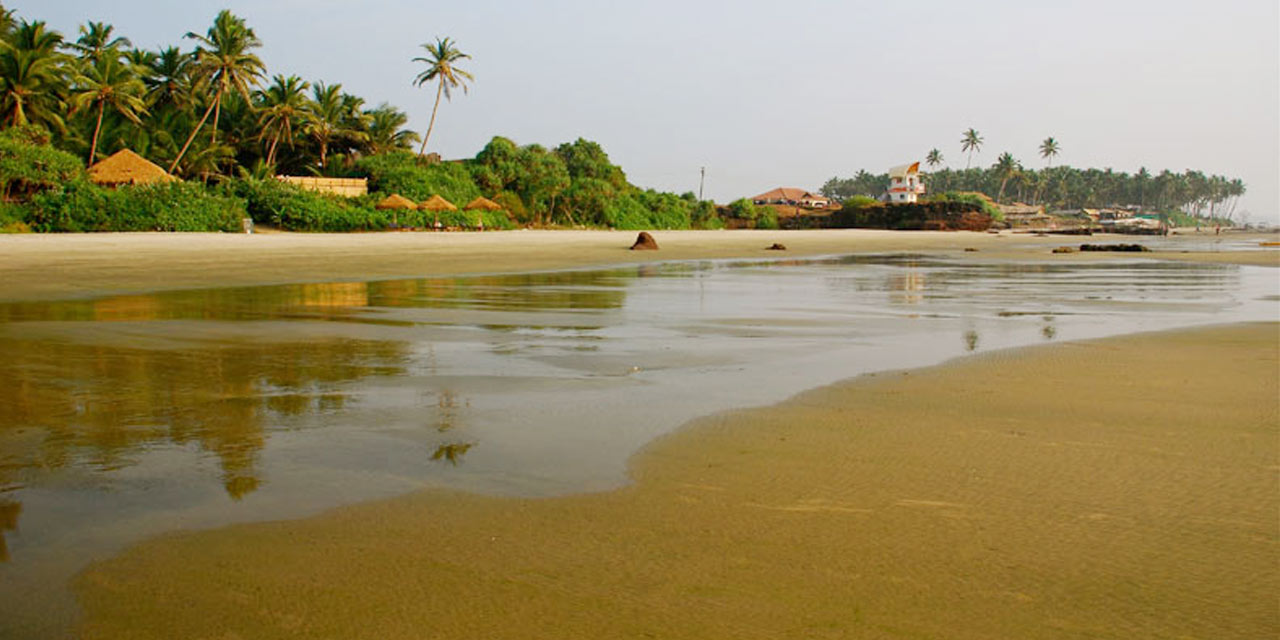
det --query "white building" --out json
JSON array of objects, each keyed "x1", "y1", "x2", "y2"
[{"x1": 885, "y1": 162, "x2": 926, "y2": 203}]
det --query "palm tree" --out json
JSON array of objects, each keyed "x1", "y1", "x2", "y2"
[
  {"x1": 366, "y1": 103, "x2": 419, "y2": 154},
  {"x1": 142, "y1": 46, "x2": 193, "y2": 112},
  {"x1": 303, "y1": 82, "x2": 368, "y2": 170},
  {"x1": 70, "y1": 21, "x2": 131, "y2": 60},
  {"x1": 68, "y1": 53, "x2": 147, "y2": 164},
  {"x1": 960, "y1": 128, "x2": 983, "y2": 169},
  {"x1": 993, "y1": 152, "x2": 1019, "y2": 203},
  {"x1": 256, "y1": 74, "x2": 309, "y2": 167},
  {"x1": 412, "y1": 36, "x2": 473, "y2": 157},
  {"x1": 1039, "y1": 137, "x2": 1060, "y2": 167},
  {"x1": 169, "y1": 10, "x2": 265, "y2": 173},
  {"x1": 925, "y1": 148, "x2": 943, "y2": 170},
  {"x1": 0, "y1": 20, "x2": 67, "y2": 131}
]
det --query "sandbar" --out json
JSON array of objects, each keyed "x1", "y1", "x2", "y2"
[{"x1": 74, "y1": 322, "x2": 1280, "y2": 639}]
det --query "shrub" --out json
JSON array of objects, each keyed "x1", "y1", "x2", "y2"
[
  {"x1": 357, "y1": 152, "x2": 481, "y2": 205},
  {"x1": 931, "y1": 191, "x2": 1004, "y2": 221},
  {"x1": 231, "y1": 178, "x2": 391, "y2": 232},
  {"x1": 26, "y1": 180, "x2": 246, "y2": 232},
  {"x1": 0, "y1": 125, "x2": 85, "y2": 201},
  {"x1": 0, "y1": 202, "x2": 31, "y2": 233},
  {"x1": 755, "y1": 208, "x2": 779, "y2": 230}
]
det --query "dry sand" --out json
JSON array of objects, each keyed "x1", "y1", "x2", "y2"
[
  {"x1": 0, "y1": 229, "x2": 1275, "y2": 302},
  {"x1": 75, "y1": 322, "x2": 1279, "y2": 639}
]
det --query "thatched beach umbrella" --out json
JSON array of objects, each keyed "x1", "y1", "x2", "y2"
[
  {"x1": 464, "y1": 196, "x2": 502, "y2": 211},
  {"x1": 376, "y1": 193, "x2": 419, "y2": 228},
  {"x1": 375, "y1": 193, "x2": 419, "y2": 210},
  {"x1": 87, "y1": 149, "x2": 177, "y2": 187},
  {"x1": 419, "y1": 194, "x2": 458, "y2": 230}
]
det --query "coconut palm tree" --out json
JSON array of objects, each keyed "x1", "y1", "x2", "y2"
[
  {"x1": 0, "y1": 20, "x2": 67, "y2": 131},
  {"x1": 366, "y1": 102, "x2": 419, "y2": 154},
  {"x1": 70, "y1": 21, "x2": 131, "y2": 60},
  {"x1": 412, "y1": 36, "x2": 472, "y2": 157},
  {"x1": 142, "y1": 46, "x2": 193, "y2": 112},
  {"x1": 926, "y1": 148, "x2": 943, "y2": 170},
  {"x1": 68, "y1": 53, "x2": 147, "y2": 164},
  {"x1": 960, "y1": 128, "x2": 982, "y2": 169},
  {"x1": 994, "y1": 152, "x2": 1019, "y2": 203},
  {"x1": 1039, "y1": 137, "x2": 1060, "y2": 167},
  {"x1": 169, "y1": 10, "x2": 265, "y2": 173},
  {"x1": 256, "y1": 74, "x2": 309, "y2": 167},
  {"x1": 303, "y1": 82, "x2": 369, "y2": 171}
]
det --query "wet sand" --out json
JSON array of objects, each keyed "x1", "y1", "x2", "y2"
[
  {"x1": 1, "y1": 229, "x2": 1275, "y2": 302},
  {"x1": 75, "y1": 322, "x2": 1279, "y2": 639}
]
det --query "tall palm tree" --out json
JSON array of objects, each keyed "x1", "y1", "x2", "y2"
[
  {"x1": 366, "y1": 102, "x2": 419, "y2": 154},
  {"x1": 169, "y1": 10, "x2": 265, "y2": 173},
  {"x1": 960, "y1": 128, "x2": 983, "y2": 169},
  {"x1": 925, "y1": 148, "x2": 943, "y2": 170},
  {"x1": 993, "y1": 152, "x2": 1019, "y2": 203},
  {"x1": 412, "y1": 36, "x2": 472, "y2": 157},
  {"x1": 142, "y1": 46, "x2": 193, "y2": 112},
  {"x1": 0, "y1": 20, "x2": 67, "y2": 131},
  {"x1": 256, "y1": 74, "x2": 309, "y2": 167},
  {"x1": 1039, "y1": 136, "x2": 1060, "y2": 167},
  {"x1": 69, "y1": 53, "x2": 147, "y2": 164},
  {"x1": 70, "y1": 21, "x2": 131, "y2": 60}
]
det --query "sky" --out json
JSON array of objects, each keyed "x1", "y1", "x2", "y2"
[{"x1": 13, "y1": 0, "x2": 1280, "y2": 222}]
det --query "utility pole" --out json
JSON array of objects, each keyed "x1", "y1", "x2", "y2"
[{"x1": 698, "y1": 166, "x2": 706, "y2": 201}]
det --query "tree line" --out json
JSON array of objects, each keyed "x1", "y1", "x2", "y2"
[{"x1": 823, "y1": 130, "x2": 1247, "y2": 223}]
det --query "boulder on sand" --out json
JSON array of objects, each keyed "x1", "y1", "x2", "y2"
[
  {"x1": 766, "y1": 243, "x2": 787, "y2": 251},
  {"x1": 630, "y1": 232, "x2": 659, "y2": 251}
]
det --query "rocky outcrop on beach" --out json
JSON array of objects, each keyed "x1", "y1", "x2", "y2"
[{"x1": 630, "y1": 232, "x2": 659, "y2": 251}]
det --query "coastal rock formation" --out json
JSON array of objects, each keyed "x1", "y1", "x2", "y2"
[
  {"x1": 1052, "y1": 246, "x2": 1077, "y2": 254},
  {"x1": 630, "y1": 232, "x2": 659, "y2": 251},
  {"x1": 766, "y1": 243, "x2": 787, "y2": 251}
]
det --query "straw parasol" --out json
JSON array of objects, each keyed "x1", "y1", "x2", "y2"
[
  {"x1": 375, "y1": 194, "x2": 419, "y2": 210},
  {"x1": 418, "y1": 194, "x2": 457, "y2": 212},
  {"x1": 464, "y1": 196, "x2": 502, "y2": 211},
  {"x1": 87, "y1": 149, "x2": 177, "y2": 186}
]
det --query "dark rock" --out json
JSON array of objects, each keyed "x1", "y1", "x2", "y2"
[
  {"x1": 766, "y1": 243, "x2": 787, "y2": 251},
  {"x1": 963, "y1": 247, "x2": 978, "y2": 252},
  {"x1": 1079, "y1": 243, "x2": 1150, "y2": 252},
  {"x1": 1052, "y1": 246, "x2": 1076, "y2": 254},
  {"x1": 630, "y1": 232, "x2": 659, "y2": 251}
]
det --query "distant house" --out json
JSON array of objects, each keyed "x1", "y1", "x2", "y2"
[
  {"x1": 751, "y1": 187, "x2": 831, "y2": 209},
  {"x1": 884, "y1": 162, "x2": 925, "y2": 203}
]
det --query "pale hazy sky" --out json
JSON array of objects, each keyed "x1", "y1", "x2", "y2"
[{"x1": 16, "y1": 0, "x2": 1280, "y2": 221}]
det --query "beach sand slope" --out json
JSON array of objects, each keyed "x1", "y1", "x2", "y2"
[{"x1": 74, "y1": 323, "x2": 1279, "y2": 639}]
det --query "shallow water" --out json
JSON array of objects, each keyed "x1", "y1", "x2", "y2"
[{"x1": 0, "y1": 254, "x2": 1275, "y2": 637}]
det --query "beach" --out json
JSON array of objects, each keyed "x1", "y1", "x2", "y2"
[
  {"x1": 72, "y1": 322, "x2": 1278, "y2": 639},
  {"x1": 0, "y1": 228, "x2": 1275, "y2": 302},
  {"x1": 0, "y1": 229, "x2": 1274, "y2": 639}
]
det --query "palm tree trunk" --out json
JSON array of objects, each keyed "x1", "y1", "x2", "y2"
[
  {"x1": 418, "y1": 81, "x2": 443, "y2": 157},
  {"x1": 89, "y1": 100, "x2": 105, "y2": 166},
  {"x1": 266, "y1": 134, "x2": 279, "y2": 168},
  {"x1": 210, "y1": 95, "x2": 222, "y2": 145},
  {"x1": 170, "y1": 91, "x2": 220, "y2": 173}
]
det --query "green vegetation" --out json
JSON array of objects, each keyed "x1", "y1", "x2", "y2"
[
  {"x1": 0, "y1": 5, "x2": 722, "y2": 233},
  {"x1": 28, "y1": 180, "x2": 244, "y2": 232}
]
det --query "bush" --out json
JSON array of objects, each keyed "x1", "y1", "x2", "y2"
[
  {"x1": 357, "y1": 152, "x2": 481, "y2": 205},
  {"x1": 0, "y1": 125, "x2": 85, "y2": 201},
  {"x1": 0, "y1": 202, "x2": 31, "y2": 233},
  {"x1": 231, "y1": 178, "x2": 391, "y2": 232},
  {"x1": 690, "y1": 200, "x2": 723, "y2": 229},
  {"x1": 930, "y1": 191, "x2": 1004, "y2": 221},
  {"x1": 755, "y1": 208, "x2": 779, "y2": 230},
  {"x1": 27, "y1": 180, "x2": 245, "y2": 232},
  {"x1": 841, "y1": 195, "x2": 879, "y2": 209}
]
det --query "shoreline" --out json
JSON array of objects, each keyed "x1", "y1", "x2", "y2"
[
  {"x1": 73, "y1": 322, "x2": 1280, "y2": 639},
  {"x1": 1, "y1": 228, "x2": 1276, "y2": 302}
]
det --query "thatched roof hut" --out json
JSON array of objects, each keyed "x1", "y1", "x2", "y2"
[
  {"x1": 419, "y1": 194, "x2": 458, "y2": 211},
  {"x1": 88, "y1": 149, "x2": 177, "y2": 186},
  {"x1": 464, "y1": 196, "x2": 502, "y2": 211},
  {"x1": 375, "y1": 193, "x2": 419, "y2": 210}
]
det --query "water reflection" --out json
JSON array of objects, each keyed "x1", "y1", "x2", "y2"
[
  {"x1": 0, "y1": 337, "x2": 408, "y2": 501},
  {"x1": 0, "y1": 500, "x2": 18, "y2": 563},
  {"x1": 431, "y1": 443, "x2": 475, "y2": 466}
]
